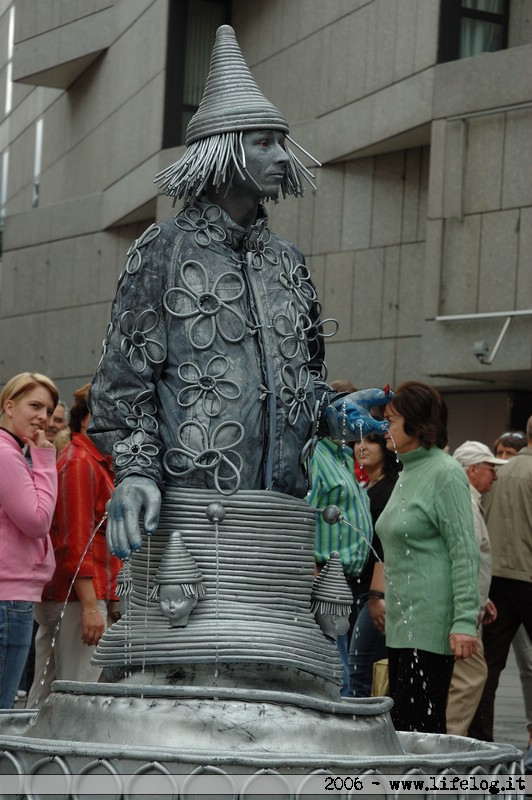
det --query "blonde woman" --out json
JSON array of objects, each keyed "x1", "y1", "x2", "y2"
[{"x1": 0, "y1": 372, "x2": 58, "y2": 707}]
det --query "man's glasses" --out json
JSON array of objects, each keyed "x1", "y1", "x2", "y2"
[{"x1": 479, "y1": 463, "x2": 497, "y2": 474}]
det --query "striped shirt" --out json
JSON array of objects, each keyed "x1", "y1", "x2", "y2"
[{"x1": 307, "y1": 437, "x2": 373, "y2": 576}]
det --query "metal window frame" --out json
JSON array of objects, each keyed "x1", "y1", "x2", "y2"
[
  {"x1": 162, "y1": 0, "x2": 231, "y2": 149},
  {"x1": 437, "y1": 0, "x2": 509, "y2": 63},
  {"x1": 435, "y1": 309, "x2": 532, "y2": 365}
]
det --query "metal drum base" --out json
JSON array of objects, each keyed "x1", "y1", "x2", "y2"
[
  {"x1": 0, "y1": 684, "x2": 524, "y2": 800},
  {"x1": 23, "y1": 682, "x2": 403, "y2": 756}
]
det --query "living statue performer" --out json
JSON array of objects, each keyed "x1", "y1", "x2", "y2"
[{"x1": 89, "y1": 25, "x2": 388, "y2": 696}]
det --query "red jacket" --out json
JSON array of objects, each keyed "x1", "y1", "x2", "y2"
[{"x1": 42, "y1": 433, "x2": 120, "y2": 602}]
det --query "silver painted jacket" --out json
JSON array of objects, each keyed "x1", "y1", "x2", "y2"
[{"x1": 89, "y1": 200, "x2": 332, "y2": 498}]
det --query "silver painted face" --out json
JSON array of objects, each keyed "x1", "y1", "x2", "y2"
[{"x1": 231, "y1": 130, "x2": 289, "y2": 199}]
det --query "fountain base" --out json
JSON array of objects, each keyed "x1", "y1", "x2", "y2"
[{"x1": 0, "y1": 683, "x2": 524, "y2": 799}]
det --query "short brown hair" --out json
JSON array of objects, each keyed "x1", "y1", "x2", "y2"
[
  {"x1": 69, "y1": 383, "x2": 91, "y2": 433},
  {"x1": 0, "y1": 372, "x2": 59, "y2": 412},
  {"x1": 493, "y1": 431, "x2": 526, "y2": 455},
  {"x1": 388, "y1": 381, "x2": 448, "y2": 450}
]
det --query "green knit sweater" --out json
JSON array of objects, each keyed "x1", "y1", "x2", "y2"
[{"x1": 376, "y1": 446, "x2": 479, "y2": 655}]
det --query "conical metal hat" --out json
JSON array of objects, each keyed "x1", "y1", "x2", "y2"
[
  {"x1": 312, "y1": 552, "x2": 353, "y2": 606},
  {"x1": 185, "y1": 24, "x2": 288, "y2": 145},
  {"x1": 155, "y1": 531, "x2": 204, "y2": 586}
]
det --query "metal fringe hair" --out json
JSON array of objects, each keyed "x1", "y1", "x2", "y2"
[
  {"x1": 155, "y1": 131, "x2": 320, "y2": 205},
  {"x1": 148, "y1": 582, "x2": 207, "y2": 601},
  {"x1": 310, "y1": 599, "x2": 351, "y2": 616}
]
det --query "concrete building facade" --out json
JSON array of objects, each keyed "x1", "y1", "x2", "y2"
[{"x1": 0, "y1": 0, "x2": 531, "y2": 448}]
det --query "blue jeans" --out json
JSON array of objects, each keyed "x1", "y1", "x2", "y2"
[
  {"x1": 336, "y1": 633, "x2": 352, "y2": 697},
  {"x1": 0, "y1": 600, "x2": 34, "y2": 708},
  {"x1": 348, "y1": 600, "x2": 387, "y2": 697}
]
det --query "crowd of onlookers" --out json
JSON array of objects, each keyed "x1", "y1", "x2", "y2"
[
  {"x1": 0, "y1": 372, "x2": 119, "y2": 711},
  {"x1": 0, "y1": 371, "x2": 530, "y2": 772},
  {"x1": 309, "y1": 379, "x2": 531, "y2": 766}
]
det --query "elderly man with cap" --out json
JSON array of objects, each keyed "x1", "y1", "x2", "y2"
[
  {"x1": 88, "y1": 26, "x2": 388, "y2": 691},
  {"x1": 447, "y1": 441, "x2": 506, "y2": 736},
  {"x1": 469, "y1": 417, "x2": 532, "y2": 751}
]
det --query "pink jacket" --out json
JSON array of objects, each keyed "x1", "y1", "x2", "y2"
[{"x1": 0, "y1": 429, "x2": 57, "y2": 601}]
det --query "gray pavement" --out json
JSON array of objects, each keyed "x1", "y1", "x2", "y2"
[{"x1": 494, "y1": 642, "x2": 530, "y2": 754}]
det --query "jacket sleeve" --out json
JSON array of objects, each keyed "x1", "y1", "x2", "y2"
[
  {"x1": 434, "y1": 467, "x2": 480, "y2": 637},
  {"x1": 56, "y1": 454, "x2": 97, "y2": 579},
  {"x1": 292, "y1": 251, "x2": 339, "y2": 432},
  {"x1": 88, "y1": 223, "x2": 169, "y2": 489},
  {"x1": 305, "y1": 452, "x2": 323, "y2": 510},
  {"x1": 0, "y1": 444, "x2": 57, "y2": 538}
]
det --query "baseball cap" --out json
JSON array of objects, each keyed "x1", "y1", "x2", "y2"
[{"x1": 453, "y1": 440, "x2": 507, "y2": 467}]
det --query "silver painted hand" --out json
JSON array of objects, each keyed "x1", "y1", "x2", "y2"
[{"x1": 106, "y1": 476, "x2": 161, "y2": 560}]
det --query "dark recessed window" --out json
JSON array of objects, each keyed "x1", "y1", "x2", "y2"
[
  {"x1": 163, "y1": 0, "x2": 231, "y2": 148},
  {"x1": 438, "y1": 0, "x2": 509, "y2": 63}
]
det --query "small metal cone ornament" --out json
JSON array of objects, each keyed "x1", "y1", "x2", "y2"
[{"x1": 312, "y1": 551, "x2": 353, "y2": 614}]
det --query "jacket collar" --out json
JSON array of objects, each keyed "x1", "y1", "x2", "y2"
[
  {"x1": 193, "y1": 199, "x2": 270, "y2": 252},
  {"x1": 469, "y1": 482, "x2": 482, "y2": 507},
  {"x1": 70, "y1": 432, "x2": 113, "y2": 469},
  {"x1": 0, "y1": 426, "x2": 24, "y2": 449}
]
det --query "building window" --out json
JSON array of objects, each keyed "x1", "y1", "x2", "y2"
[
  {"x1": 0, "y1": 150, "x2": 8, "y2": 258},
  {"x1": 163, "y1": 0, "x2": 231, "y2": 148},
  {"x1": 438, "y1": 0, "x2": 509, "y2": 63},
  {"x1": 5, "y1": 5, "x2": 15, "y2": 115},
  {"x1": 32, "y1": 118, "x2": 43, "y2": 208}
]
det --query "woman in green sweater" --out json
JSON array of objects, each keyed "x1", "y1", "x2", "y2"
[{"x1": 376, "y1": 381, "x2": 479, "y2": 734}]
